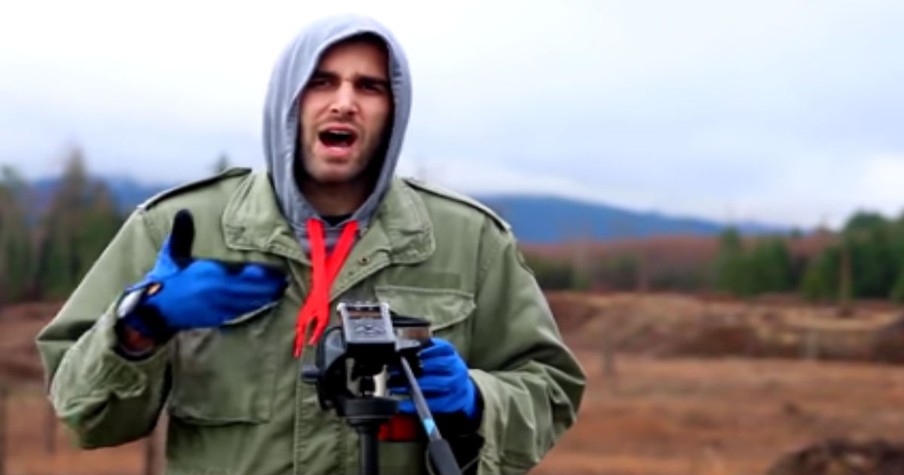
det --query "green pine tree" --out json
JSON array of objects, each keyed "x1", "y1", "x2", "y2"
[
  {"x1": 0, "y1": 165, "x2": 35, "y2": 304},
  {"x1": 714, "y1": 227, "x2": 753, "y2": 296},
  {"x1": 749, "y1": 237, "x2": 794, "y2": 294},
  {"x1": 33, "y1": 147, "x2": 124, "y2": 300}
]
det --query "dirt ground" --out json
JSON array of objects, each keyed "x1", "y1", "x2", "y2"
[
  {"x1": 3, "y1": 387, "x2": 154, "y2": 475},
  {"x1": 531, "y1": 352, "x2": 904, "y2": 475},
  {"x1": 4, "y1": 292, "x2": 904, "y2": 475}
]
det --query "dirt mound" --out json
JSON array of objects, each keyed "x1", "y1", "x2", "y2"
[
  {"x1": 767, "y1": 439, "x2": 904, "y2": 475},
  {"x1": 547, "y1": 291, "x2": 901, "y2": 363},
  {"x1": 871, "y1": 314, "x2": 904, "y2": 363}
]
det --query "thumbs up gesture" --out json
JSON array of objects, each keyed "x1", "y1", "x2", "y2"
[{"x1": 118, "y1": 209, "x2": 288, "y2": 342}]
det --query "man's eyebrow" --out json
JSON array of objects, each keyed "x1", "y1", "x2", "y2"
[
  {"x1": 356, "y1": 73, "x2": 389, "y2": 85},
  {"x1": 310, "y1": 70, "x2": 337, "y2": 80},
  {"x1": 308, "y1": 70, "x2": 387, "y2": 86}
]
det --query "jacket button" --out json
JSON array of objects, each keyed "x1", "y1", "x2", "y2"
[{"x1": 358, "y1": 256, "x2": 370, "y2": 266}]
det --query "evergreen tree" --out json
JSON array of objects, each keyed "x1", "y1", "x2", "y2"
[
  {"x1": 714, "y1": 227, "x2": 753, "y2": 296},
  {"x1": 749, "y1": 237, "x2": 794, "y2": 294},
  {"x1": 800, "y1": 245, "x2": 840, "y2": 302},
  {"x1": 522, "y1": 253, "x2": 585, "y2": 291},
  {"x1": 889, "y1": 212, "x2": 904, "y2": 301},
  {"x1": 0, "y1": 165, "x2": 34, "y2": 304},
  {"x1": 842, "y1": 212, "x2": 896, "y2": 299},
  {"x1": 34, "y1": 147, "x2": 124, "y2": 300},
  {"x1": 890, "y1": 267, "x2": 904, "y2": 303}
]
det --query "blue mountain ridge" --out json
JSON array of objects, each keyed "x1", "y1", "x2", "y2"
[
  {"x1": 28, "y1": 176, "x2": 789, "y2": 244},
  {"x1": 479, "y1": 194, "x2": 785, "y2": 243}
]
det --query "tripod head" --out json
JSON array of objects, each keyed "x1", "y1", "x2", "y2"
[{"x1": 301, "y1": 301, "x2": 462, "y2": 475}]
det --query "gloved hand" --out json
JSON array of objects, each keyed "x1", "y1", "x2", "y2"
[
  {"x1": 390, "y1": 337, "x2": 481, "y2": 421},
  {"x1": 119, "y1": 209, "x2": 288, "y2": 340}
]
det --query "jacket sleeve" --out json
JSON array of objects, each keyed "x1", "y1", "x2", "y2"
[
  {"x1": 466, "y1": 220, "x2": 587, "y2": 475},
  {"x1": 34, "y1": 208, "x2": 172, "y2": 449}
]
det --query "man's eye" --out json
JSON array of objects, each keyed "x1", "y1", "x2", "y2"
[
  {"x1": 308, "y1": 77, "x2": 332, "y2": 89},
  {"x1": 359, "y1": 80, "x2": 387, "y2": 93}
]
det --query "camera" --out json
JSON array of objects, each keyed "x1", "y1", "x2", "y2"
[
  {"x1": 302, "y1": 301, "x2": 427, "y2": 411},
  {"x1": 339, "y1": 301, "x2": 404, "y2": 373},
  {"x1": 300, "y1": 300, "x2": 461, "y2": 475}
]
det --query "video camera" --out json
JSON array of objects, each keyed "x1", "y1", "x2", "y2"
[{"x1": 301, "y1": 301, "x2": 462, "y2": 475}]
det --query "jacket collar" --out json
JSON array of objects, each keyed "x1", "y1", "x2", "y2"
[{"x1": 221, "y1": 171, "x2": 434, "y2": 265}]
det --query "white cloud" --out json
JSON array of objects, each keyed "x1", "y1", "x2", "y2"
[
  {"x1": 718, "y1": 152, "x2": 904, "y2": 229},
  {"x1": 1, "y1": 0, "x2": 903, "y2": 229},
  {"x1": 855, "y1": 153, "x2": 904, "y2": 216}
]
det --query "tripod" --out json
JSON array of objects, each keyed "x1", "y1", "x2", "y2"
[
  {"x1": 339, "y1": 386, "x2": 398, "y2": 475},
  {"x1": 302, "y1": 326, "x2": 462, "y2": 475}
]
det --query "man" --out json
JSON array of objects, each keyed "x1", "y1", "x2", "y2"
[{"x1": 35, "y1": 13, "x2": 585, "y2": 475}]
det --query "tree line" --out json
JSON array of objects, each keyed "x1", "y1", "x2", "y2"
[
  {"x1": 1, "y1": 148, "x2": 902, "y2": 306},
  {"x1": 0, "y1": 150, "x2": 123, "y2": 306},
  {"x1": 525, "y1": 210, "x2": 904, "y2": 305},
  {"x1": 714, "y1": 211, "x2": 904, "y2": 303},
  {"x1": 0, "y1": 149, "x2": 235, "y2": 307}
]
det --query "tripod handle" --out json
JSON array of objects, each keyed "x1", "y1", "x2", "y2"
[
  {"x1": 428, "y1": 439, "x2": 462, "y2": 475},
  {"x1": 398, "y1": 358, "x2": 462, "y2": 475}
]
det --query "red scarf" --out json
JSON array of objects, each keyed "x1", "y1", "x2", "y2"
[{"x1": 294, "y1": 218, "x2": 358, "y2": 357}]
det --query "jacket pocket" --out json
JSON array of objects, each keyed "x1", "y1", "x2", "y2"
[
  {"x1": 373, "y1": 285, "x2": 476, "y2": 354},
  {"x1": 167, "y1": 302, "x2": 280, "y2": 425}
]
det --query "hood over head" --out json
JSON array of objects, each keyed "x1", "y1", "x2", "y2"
[{"x1": 262, "y1": 14, "x2": 412, "y2": 252}]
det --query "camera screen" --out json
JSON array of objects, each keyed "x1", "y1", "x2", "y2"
[{"x1": 347, "y1": 308, "x2": 381, "y2": 319}]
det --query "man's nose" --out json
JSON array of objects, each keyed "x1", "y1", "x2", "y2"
[{"x1": 329, "y1": 82, "x2": 357, "y2": 116}]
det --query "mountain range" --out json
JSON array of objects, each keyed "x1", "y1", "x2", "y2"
[{"x1": 29, "y1": 175, "x2": 790, "y2": 244}]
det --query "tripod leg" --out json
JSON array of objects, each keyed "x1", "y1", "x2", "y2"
[{"x1": 359, "y1": 426, "x2": 380, "y2": 475}]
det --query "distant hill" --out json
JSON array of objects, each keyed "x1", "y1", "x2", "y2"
[
  {"x1": 26, "y1": 175, "x2": 791, "y2": 244},
  {"x1": 477, "y1": 194, "x2": 788, "y2": 244}
]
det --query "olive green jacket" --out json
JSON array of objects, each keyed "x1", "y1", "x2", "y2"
[{"x1": 35, "y1": 168, "x2": 586, "y2": 475}]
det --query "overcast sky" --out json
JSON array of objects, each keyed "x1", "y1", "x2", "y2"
[{"x1": 1, "y1": 0, "x2": 903, "y2": 229}]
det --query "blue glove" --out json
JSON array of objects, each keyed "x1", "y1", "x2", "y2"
[
  {"x1": 390, "y1": 338, "x2": 480, "y2": 421},
  {"x1": 120, "y1": 209, "x2": 288, "y2": 339}
]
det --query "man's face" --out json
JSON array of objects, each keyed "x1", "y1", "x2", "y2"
[{"x1": 297, "y1": 39, "x2": 391, "y2": 187}]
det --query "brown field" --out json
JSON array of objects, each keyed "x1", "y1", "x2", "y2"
[
  {"x1": 532, "y1": 353, "x2": 904, "y2": 475},
  {"x1": 3, "y1": 290, "x2": 904, "y2": 475}
]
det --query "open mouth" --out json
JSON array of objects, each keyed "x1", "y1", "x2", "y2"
[{"x1": 318, "y1": 128, "x2": 358, "y2": 148}]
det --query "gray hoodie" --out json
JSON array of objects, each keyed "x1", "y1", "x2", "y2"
[{"x1": 262, "y1": 14, "x2": 412, "y2": 253}]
